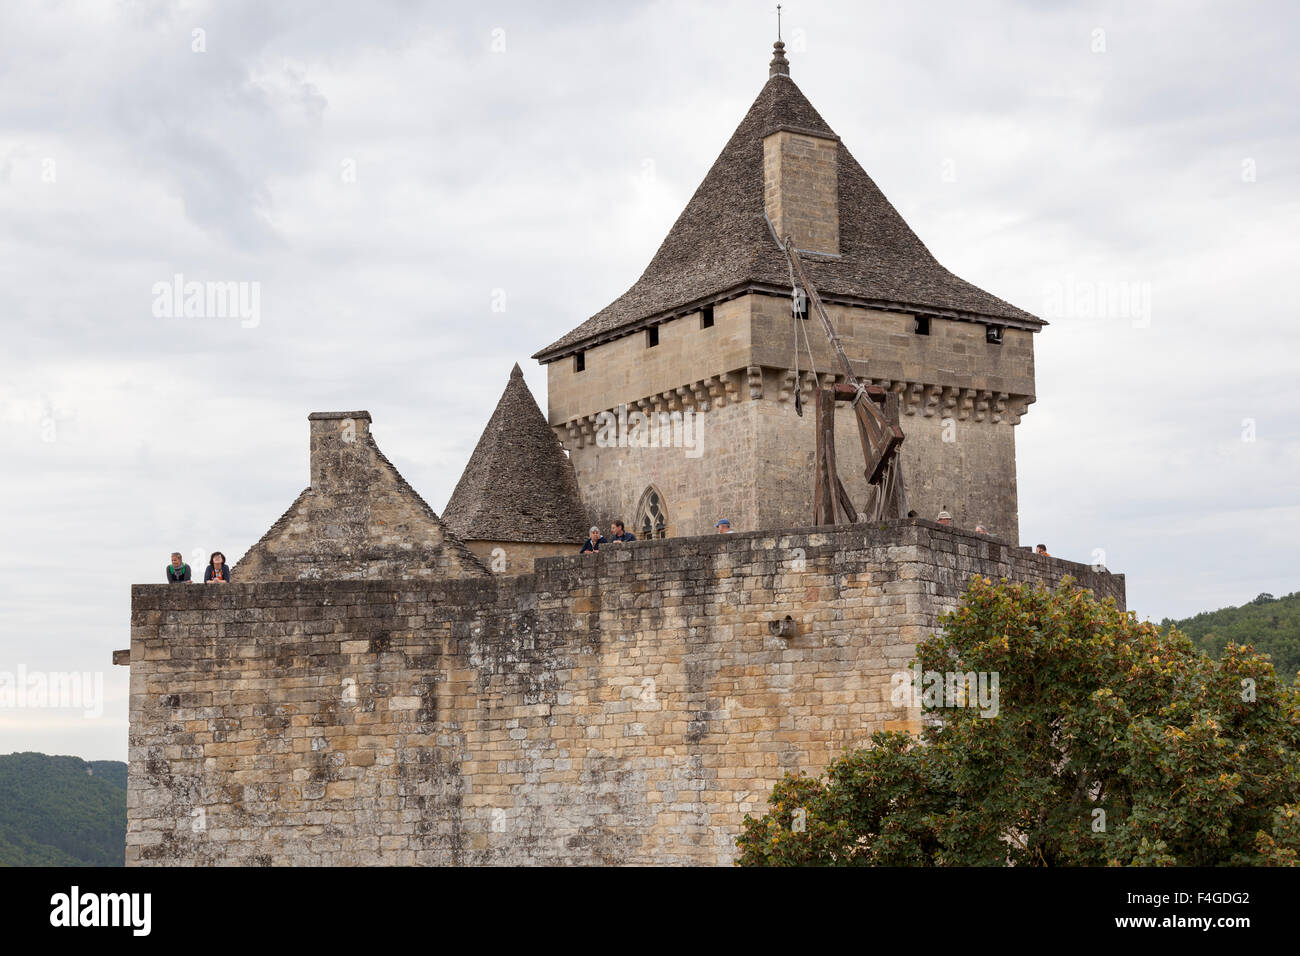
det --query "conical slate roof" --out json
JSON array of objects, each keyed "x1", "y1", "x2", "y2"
[
  {"x1": 443, "y1": 364, "x2": 590, "y2": 543},
  {"x1": 534, "y1": 51, "x2": 1039, "y2": 362}
]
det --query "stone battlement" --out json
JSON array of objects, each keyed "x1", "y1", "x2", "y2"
[{"x1": 126, "y1": 521, "x2": 1123, "y2": 866}]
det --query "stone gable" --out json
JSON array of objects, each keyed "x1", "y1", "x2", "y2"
[{"x1": 235, "y1": 412, "x2": 487, "y2": 583}]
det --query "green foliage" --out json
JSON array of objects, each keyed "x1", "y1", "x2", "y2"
[
  {"x1": 1161, "y1": 590, "x2": 1300, "y2": 682},
  {"x1": 0, "y1": 752, "x2": 127, "y2": 867},
  {"x1": 737, "y1": 577, "x2": 1300, "y2": 866}
]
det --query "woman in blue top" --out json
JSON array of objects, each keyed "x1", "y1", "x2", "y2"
[{"x1": 204, "y1": 551, "x2": 231, "y2": 583}]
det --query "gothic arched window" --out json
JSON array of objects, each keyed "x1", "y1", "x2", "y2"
[{"x1": 635, "y1": 486, "x2": 668, "y2": 540}]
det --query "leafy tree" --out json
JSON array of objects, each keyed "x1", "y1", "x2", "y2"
[{"x1": 737, "y1": 577, "x2": 1300, "y2": 866}]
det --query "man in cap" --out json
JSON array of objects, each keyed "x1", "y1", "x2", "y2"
[{"x1": 715, "y1": 519, "x2": 734, "y2": 534}]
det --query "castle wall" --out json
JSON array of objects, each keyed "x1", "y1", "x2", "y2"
[
  {"x1": 462, "y1": 540, "x2": 580, "y2": 574},
  {"x1": 735, "y1": 385, "x2": 1023, "y2": 540},
  {"x1": 750, "y1": 294, "x2": 1030, "y2": 539},
  {"x1": 126, "y1": 522, "x2": 1123, "y2": 866},
  {"x1": 894, "y1": 413, "x2": 1020, "y2": 539}
]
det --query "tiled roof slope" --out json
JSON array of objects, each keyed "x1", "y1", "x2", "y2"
[
  {"x1": 443, "y1": 364, "x2": 590, "y2": 543},
  {"x1": 534, "y1": 69, "x2": 1040, "y2": 362}
]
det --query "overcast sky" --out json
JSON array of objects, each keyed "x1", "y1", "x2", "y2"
[{"x1": 2, "y1": 0, "x2": 1296, "y2": 761}]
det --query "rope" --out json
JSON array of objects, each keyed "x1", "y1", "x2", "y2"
[
  {"x1": 791, "y1": 279, "x2": 800, "y2": 414},
  {"x1": 798, "y1": 307, "x2": 820, "y2": 383},
  {"x1": 785, "y1": 245, "x2": 872, "y2": 409}
]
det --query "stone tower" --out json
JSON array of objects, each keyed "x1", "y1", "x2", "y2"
[{"x1": 533, "y1": 42, "x2": 1042, "y2": 541}]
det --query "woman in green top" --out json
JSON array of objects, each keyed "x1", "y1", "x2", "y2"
[{"x1": 166, "y1": 552, "x2": 191, "y2": 583}]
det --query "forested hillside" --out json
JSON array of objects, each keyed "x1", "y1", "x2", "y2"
[
  {"x1": 0, "y1": 752, "x2": 126, "y2": 866},
  {"x1": 1163, "y1": 590, "x2": 1300, "y2": 680}
]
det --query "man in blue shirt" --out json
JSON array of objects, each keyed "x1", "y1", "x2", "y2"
[{"x1": 607, "y1": 520, "x2": 637, "y2": 544}]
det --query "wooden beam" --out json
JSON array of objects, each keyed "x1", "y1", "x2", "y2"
[
  {"x1": 835, "y1": 476, "x2": 858, "y2": 524},
  {"x1": 831, "y1": 383, "x2": 887, "y2": 401},
  {"x1": 813, "y1": 387, "x2": 838, "y2": 524}
]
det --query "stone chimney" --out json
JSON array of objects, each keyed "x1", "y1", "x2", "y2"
[
  {"x1": 762, "y1": 42, "x2": 839, "y2": 256},
  {"x1": 308, "y1": 411, "x2": 372, "y2": 492},
  {"x1": 764, "y1": 128, "x2": 840, "y2": 255}
]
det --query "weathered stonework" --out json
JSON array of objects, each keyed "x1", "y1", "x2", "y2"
[
  {"x1": 461, "y1": 539, "x2": 579, "y2": 574},
  {"x1": 127, "y1": 521, "x2": 1123, "y2": 866},
  {"x1": 550, "y1": 293, "x2": 1034, "y2": 540},
  {"x1": 763, "y1": 128, "x2": 840, "y2": 254},
  {"x1": 236, "y1": 412, "x2": 487, "y2": 582}
]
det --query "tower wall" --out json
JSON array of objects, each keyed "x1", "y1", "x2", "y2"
[
  {"x1": 566, "y1": 400, "x2": 760, "y2": 538},
  {"x1": 546, "y1": 296, "x2": 751, "y2": 427},
  {"x1": 549, "y1": 293, "x2": 1036, "y2": 541}
]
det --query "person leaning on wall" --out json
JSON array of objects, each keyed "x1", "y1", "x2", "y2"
[
  {"x1": 607, "y1": 520, "x2": 637, "y2": 544},
  {"x1": 204, "y1": 551, "x2": 231, "y2": 583},
  {"x1": 580, "y1": 527, "x2": 606, "y2": 554},
  {"x1": 166, "y1": 552, "x2": 191, "y2": 583}
]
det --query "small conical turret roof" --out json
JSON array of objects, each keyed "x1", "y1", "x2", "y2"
[{"x1": 443, "y1": 364, "x2": 590, "y2": 543}]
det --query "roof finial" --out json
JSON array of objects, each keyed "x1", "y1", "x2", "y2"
[{"x1": 769, "y1": 6, "x2": 790, "y2": 79}]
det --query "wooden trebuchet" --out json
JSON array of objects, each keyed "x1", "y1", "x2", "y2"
[{"x1": 783, "y1": 237, "x2": 908, "y2": 522}]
